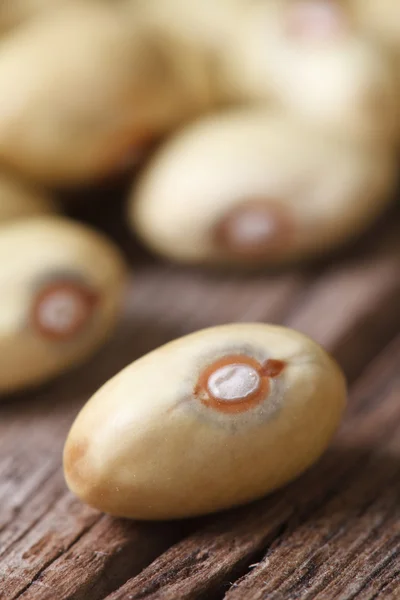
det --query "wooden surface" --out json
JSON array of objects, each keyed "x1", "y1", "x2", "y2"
[{"x1": 0, "y1": 198, "x2": 399, "y2": 600}]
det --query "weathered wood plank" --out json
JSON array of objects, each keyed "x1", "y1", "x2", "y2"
[
  {"x1": 0, "y1": 398, "x2": 83, "y2": 558},
  {"x1": 105, "y1": 336, "x2": 400, "y2": 600},
  {"x1": 12, "y1": 517, "x2": 184, "y2": 600}
]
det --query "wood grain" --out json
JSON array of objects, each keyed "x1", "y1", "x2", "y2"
[{"x1": 0, "y1": 209, "x2": 399, "y2": 600}]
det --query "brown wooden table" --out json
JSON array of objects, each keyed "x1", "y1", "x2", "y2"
[{"x1": 1, "y1": 197, "x2": 399, "y2": 600}]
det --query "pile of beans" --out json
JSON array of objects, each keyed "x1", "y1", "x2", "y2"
[{"x1": 0, "y1": 0, "x2": 397, "y2": 518}]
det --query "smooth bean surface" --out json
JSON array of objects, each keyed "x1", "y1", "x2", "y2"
[
  {"x1": 64, "y1": 323, "x2": 346, "y2": 520},
  {"x1": 0, "y1": 2, "x2": 203, "y2": 184},
  {"x1": 129, "y1": 109, "x2": 396, "y2": 267},
  {"x1": 0, "y1": 216, "x2": 127, "y2": 394}
]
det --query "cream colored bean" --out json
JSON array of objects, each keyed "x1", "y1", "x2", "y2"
[
  {"x1": 0, "y1": 216, "x2": 127, "y2": 394},
  {"x1": 218, "y1": 0, "x2": 399, "y2": 144},
  {"x1": 64, "y1": 323, "x2": 346, "y2": 520},
  {"x1": 0, "y1": 171, "x2": 55, "y2": 223},
  {"x1": 128, "y1": 109, "x2": 396, "y2": 267},
  {"x1": 0, "y1": 2, "x2": 206, "y2": 185}
]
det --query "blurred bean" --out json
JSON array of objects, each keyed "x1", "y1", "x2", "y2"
[
  {"x1": 0, "y1": 216, "x2": 127, "y2": 394},
  {"x1": 0, "y1": 2, "x2": 207, "y2": 185},
  {"x1": 128, "y1": 109, "x2": 397, "y2": 267}
]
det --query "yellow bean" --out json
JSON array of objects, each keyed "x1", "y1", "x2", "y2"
[
  {"x1": 128, "y1": 109, "x2": 396, "y2": 267},
  {"x1": 0, "y1": 216, "x2": 127, "y2": 394},
  {"x1": 0, "y1": 2, "x2": 203, "y2": 184},
  {"x1": 64, "y1": 323, "x2": 346, "y2": 520}
]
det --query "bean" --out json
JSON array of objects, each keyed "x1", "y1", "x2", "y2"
[
  {"x1": 128, "y1": 109, "x2": 396, "y2": 267},
  {"x1": 64, "y1": 323, "x2": 346, "y2": 520},
  {"x1": 0, "y1": 2, "x2": 201, "y2": 185},
  {"x1": 0, "y1": 216, "x2": 127, "y2": 394}
]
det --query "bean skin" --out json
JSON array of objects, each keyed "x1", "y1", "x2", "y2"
[
  {"x1": 64, "y1": 323, "x2": 347, "y2": 520},
  {"x1": 128, "y1": 109, "x2": 396, "y2": 267},
  {"x1": 0, "y1": 216, "x2": 127, "y2": 394}
]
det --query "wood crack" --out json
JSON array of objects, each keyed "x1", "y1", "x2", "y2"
[
  {"x1": 9, "y1": 515, "x2": 103, "y2": 600},
  {"x1": 0, "y1": 468, "x2": 65, "y2": 558}
]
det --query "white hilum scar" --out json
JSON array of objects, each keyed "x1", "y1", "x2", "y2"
[
  {"x1": 38, "y1": 290, "x2": 84, "y2": 333},
  {"x1": 230, "y1": 212, "x2": 276, "y2": 246},
  {"x1": 207, "y1": 364, "x2": 261, "y2": 401}
]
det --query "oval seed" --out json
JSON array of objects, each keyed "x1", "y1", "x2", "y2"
[
  {"x1": 64, "y1": 323, "x2": 347, "y2": 520},
  {"x1": 0, "y1": 3, "x2": 204, "y2": 184},
  {"x1": 0, "y1": 216, "x2": 127, "y2": 394},
  {"x1": 128, "y1": 109, "x2": 396, "y2": 267}
]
